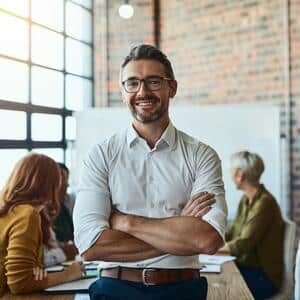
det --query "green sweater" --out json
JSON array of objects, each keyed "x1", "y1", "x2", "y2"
[{"x1": 226, "y1": 184, "x2": 284, "y2": 289}]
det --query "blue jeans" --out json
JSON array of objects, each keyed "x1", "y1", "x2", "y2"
[
  {"x1": 237, "y1": 264, "x2": 278, "y2": 300},
  {"x1": 89, "y1": 276, "x2": 208, "y2": 300}
]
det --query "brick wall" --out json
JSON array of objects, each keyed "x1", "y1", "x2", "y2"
[
  {"x1": 290, "y1": 0, "x2": 300, "y2": 236},
  {"x1": 94, "y1": 0, "x2": 300, "y2": 237},
  {"x1": 94, "y1": 0, "x2": 155, "y2": 106},
  {"x1": 160, "y1": 0, "x2": 286, "y2": 105}
]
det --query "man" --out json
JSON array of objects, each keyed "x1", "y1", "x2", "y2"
[{"x1": 73, "y1": 44, "x2": 227, "y2": 300}]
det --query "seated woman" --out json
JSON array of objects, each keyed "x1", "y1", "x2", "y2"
[
  {"x1": 43, "y1": 162, "x2": 77, "y2": 267},
  {"x1": 0, "y1": 153, "x2": 84, "y2": 296},
  {"x1": 220, "y1": 150, "x2": 284, "y2": 300},
  {"x1": 53, "y1": 163, "x2": 77, "y2": 246}
]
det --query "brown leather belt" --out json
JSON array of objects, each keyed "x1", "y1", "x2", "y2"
[{"x1": 100, "y1": 267, "x2": 200, "y2": 286}]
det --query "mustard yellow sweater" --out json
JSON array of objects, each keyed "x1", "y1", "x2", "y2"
[{"x1": 0, "y1": 204, "x2": 48, "y2": 296}]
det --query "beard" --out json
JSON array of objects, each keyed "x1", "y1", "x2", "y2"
[
  {"x1": 129, "y1": 96, "x2": 169, "y2": 124},
  {"x1": 130, "y1": 106, "x2": 168, "y2": 123}
]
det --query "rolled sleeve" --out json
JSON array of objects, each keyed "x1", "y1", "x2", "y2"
[
  {"x1": 73, "y1": 144, "x2": 112, "y2": 255},
  {"x1": 191, "y1": 145, "x2": 227, "y2": 240}
]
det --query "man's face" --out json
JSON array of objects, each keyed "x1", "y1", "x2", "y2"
[{"x1": 121, "y1": 59, "x2": 177, "y2": 124}]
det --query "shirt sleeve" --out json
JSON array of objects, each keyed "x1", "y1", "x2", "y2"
[
  {"x1": 227, "y1": 197, "x2": 273, "y2": 256},
  {"x1": 5, "y1": 208, "x2": 48, "y2": 294},
  {"x1": 191, "y1": 145, "x2": 228, "y2": 240},
  {"x1": 73, "y1": 143, "x2": 112, "y2": 255}
]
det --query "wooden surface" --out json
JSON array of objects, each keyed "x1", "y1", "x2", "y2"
[
  {"x1": 204, "y1": 261, "x2": 254, "y2": 300},
  {"x1": 2, "y1": 294, "x2": 74, "y2": 300},
  {"x1": 2, "y1": 261, "x2": 253, "y2": 300}
]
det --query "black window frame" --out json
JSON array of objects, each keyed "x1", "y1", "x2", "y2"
[{"x1": 0, "y1": 0, "x2": 94, "y2": 163}]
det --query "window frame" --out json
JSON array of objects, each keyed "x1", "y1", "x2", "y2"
[{"x1": 0, "y1": 0, "x2": 94, "y2": 162}]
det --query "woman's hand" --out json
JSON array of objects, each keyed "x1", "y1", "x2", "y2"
[
  {"x1": 218, "y1": 243, "x2": 230, "y2": 254},
  {"x1": 64, "y1": 261, "x2": 85, "y2": 281},
  {"x1": 33, "y1": 267, "x2": 47, "y2": 281},
  {"x1": 59, "y1": 241, "x2": 78, "y2": 260}
]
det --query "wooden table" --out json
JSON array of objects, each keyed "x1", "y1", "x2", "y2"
[
  {"x1": 204, "y1": 261, "x2": 254, "y2": 300},
  {"x1": 2, "y1": 261, "x2": 253, "y2": 300}
]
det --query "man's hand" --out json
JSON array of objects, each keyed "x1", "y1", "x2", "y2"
[
  {"x1": 110, "y1": 191, "x2": 215, "y2": 231},
  {"x1": 110, "y1": 209, "x2": 130, "y2": 232},
  {"x1": 181, "y1": 191, "x2": 215, "y2": 217}
]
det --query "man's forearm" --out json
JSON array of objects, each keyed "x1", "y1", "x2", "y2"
[
  {"x1": 83, "y1": 229, "x2": 164, "y2": 261},
  {"x1": 115, "y1": 215, "x2": 222, "y2": 256}
]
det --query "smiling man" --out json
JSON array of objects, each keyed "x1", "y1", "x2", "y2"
[{"x1": 73, "y1": 44, "x2": 227, "y2": 300}]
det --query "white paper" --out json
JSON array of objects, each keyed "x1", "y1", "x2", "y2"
[
  {"x1": 61, "y1": 260, "x2": 100, "y2": 266},
  {"x1": 199, "y1": 254, "x2": 236, "y2": 265},
  {"x1": 74, "y1": 294, "x2": 90, "y2": 300},
  {"x1": 201, "y1": 264, "x2": 221, "y2": 273},
  {"x1": 85, "y1": 264, "x2": 98, "y2": 270},
  {"x1": 45, "y1": 265, "x2": 64, "y2": 272},
  {"x1": 44, "y1": 277, "x2": 97, "y2": 292}
]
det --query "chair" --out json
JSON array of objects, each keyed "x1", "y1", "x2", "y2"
[
  {"x1": 270, "y1": 218, "x2": 296, "y2": 300},
  {"x1": 295, "y1": 241, "x2": 300, "y2": 300}
]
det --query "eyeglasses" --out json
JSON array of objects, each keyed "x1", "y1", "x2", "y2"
[{"x1": 122, "y1": 76, "x2": 172, "y2": 93}]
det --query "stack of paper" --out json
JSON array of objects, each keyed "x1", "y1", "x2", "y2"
[
  {"x1": 43, "y1": 262, "x2": 99, "y2": 294},
  {"x1": 74, "y1": 295, "x2": 90, "y2": 300},
  {"x1": 199, "y1": 254, "x2": 236, "y2": 265},
  {"x1": 200, "y1": 264, "x2": 221, "y2": 273},
  {"x1": 199, "y1": 254, "x2": 236, "y2": 273},
  {"x1": 44, "y1": 277, "x2": 97, "y2": 294}
]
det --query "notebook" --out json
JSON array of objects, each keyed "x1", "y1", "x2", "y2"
[{"x1": 43, "y1": 269, "x2": 98, "y2": 294}]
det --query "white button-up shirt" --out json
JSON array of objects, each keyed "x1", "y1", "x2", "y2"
[{"x1": 74, "y1": 122, "x2": 227, "y2": 269}]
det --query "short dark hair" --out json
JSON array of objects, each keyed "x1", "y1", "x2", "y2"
[{"x1": 121, "y1": 44, "x2": 175, "y2": 80}]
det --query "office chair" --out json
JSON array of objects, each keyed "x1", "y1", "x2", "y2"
[
  {"x1": 294, "y1": 240, "x2": 300, "y2": 300},
  {"x1": 270, "y1": 218, "x2": 296, "y2": 300}
]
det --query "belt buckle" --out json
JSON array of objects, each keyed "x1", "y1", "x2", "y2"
[{"x1": 142, "y1": 268, "x2": 157, "y2": 286}]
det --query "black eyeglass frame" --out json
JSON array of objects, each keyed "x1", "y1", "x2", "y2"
[{"x1": 121, "y1": 76, "x2": 173, "y2": 93}]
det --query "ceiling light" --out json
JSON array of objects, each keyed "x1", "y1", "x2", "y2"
[{"x1": 119, "y1": 1, "x2": 134, "y2": 19}]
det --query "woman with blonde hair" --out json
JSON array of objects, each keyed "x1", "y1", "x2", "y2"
[
  {"x1": 0, "y1": 153, "x2": 83, "y2": 296},
  {"x1": 220, "y1": 150, "x2": 284, "y2": 300}
]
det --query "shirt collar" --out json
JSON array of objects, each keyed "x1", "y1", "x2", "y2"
[
  {"x1": 127, "y1": 124, "x2": 140, "y2": 147},
  {"x1": 252, "y1": 184, "x2": 265, "y2": 202},
  {"x1": 158, "y1": 121, "x2": 176, "y2": 148},
  {"x1": 126, "y1": 122, "x2": 176, "y2": 149}
]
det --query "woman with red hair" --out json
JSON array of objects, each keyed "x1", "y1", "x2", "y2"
[{"x1": 0, "y1": 153, "x2": 83, "y2": 296}]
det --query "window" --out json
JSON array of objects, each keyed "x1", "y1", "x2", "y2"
[{"x1": 0, "y1": 0, "x2": 94, "y2": 188}]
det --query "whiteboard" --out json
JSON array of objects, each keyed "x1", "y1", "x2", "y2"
[{"x1": 74, "y1": 104, "x2": 283, "y2": 219}]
